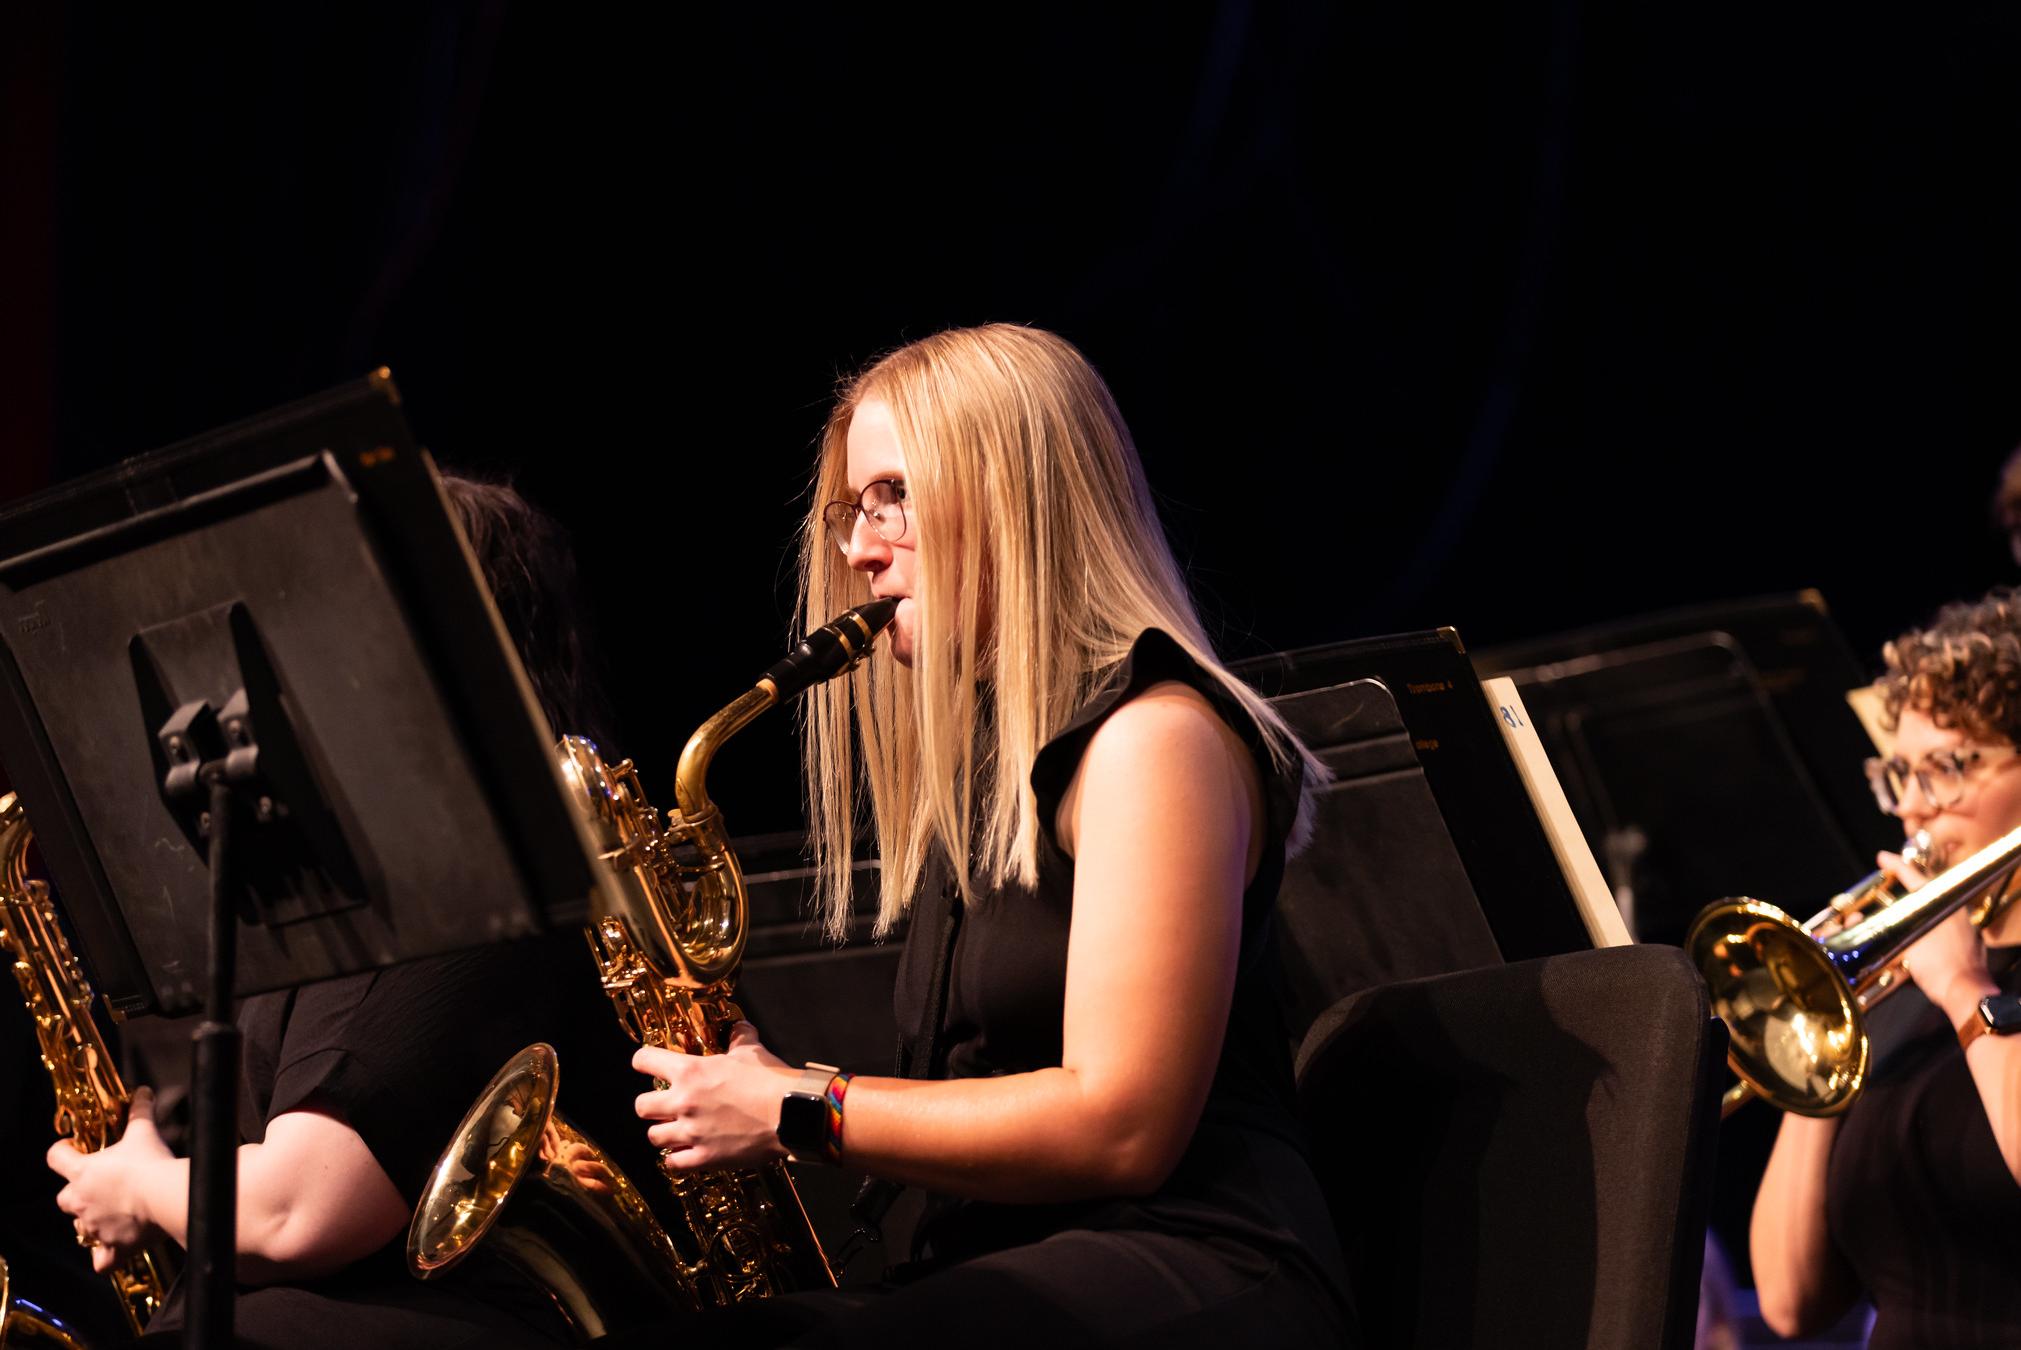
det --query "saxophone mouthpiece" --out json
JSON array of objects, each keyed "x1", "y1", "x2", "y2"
[{"x1": 759, "y1": 598, "x2": 900, "y2": 702}]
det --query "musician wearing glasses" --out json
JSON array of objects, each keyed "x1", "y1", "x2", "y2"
[
  {"x1": 615, "y1": 325, "x2": 1353, "y2": 1346},
  {"x1": 1752, "y1": 589, "x2": 2021, "y2": 1348}
]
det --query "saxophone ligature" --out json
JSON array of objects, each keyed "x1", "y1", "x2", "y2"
[
  {"x1": 408, "y1": 598, "x2": 896, "y2": 1340},
  {"x1": 0, "y1": 792, "x2": 177, "y2": 1341}
]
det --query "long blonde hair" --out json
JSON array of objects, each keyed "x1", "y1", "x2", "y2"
[{"x1": 798, "y1": 324, "x2": 1322, "y2": 939}]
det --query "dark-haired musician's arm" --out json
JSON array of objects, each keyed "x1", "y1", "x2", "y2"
[{"x1": 49, "y1": 1092, "x2": 408, "y2": 1283}]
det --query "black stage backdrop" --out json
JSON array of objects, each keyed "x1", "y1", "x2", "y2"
[
  {"x1": 8, "y1": 7, "x2": 2021, "y2": 869},
  {"x1": 12, "y1": 5, "x2": 2021, "y2": 831},
  {"x1": 8, "y1": 12, "x2": 2021, "y2": 908}
]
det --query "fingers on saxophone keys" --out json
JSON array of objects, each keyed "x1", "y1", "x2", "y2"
[
  {"x1": 636, "y1": 1087, "x2": 685, "y2": 1122},
  {"x1": 646, "y1": 1119, "x2": 695, "y2": 1151},
  {"x1": 46, "y1": 1138, "x2": 82, "y2": 1178},
  {"x1": 632, "y1": 1045, "x2": 685, "y2": 1079},
  {"x1": 658, "y1": 1143, "x2": 706, "y2": 1174}
]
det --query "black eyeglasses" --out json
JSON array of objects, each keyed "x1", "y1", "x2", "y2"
[
  {"x1": 822, "y1": 479, "x2": 909, "y2": 554},
  {"x1": 1864, "y1": 744, "x2": 2018, "y2": 814}
]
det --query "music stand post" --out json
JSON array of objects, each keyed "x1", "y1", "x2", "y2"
[
  {"x1": 0, "y1": 374, "x2": 618, "y2": 1348},
  {"x1": 189, "y1": 777, "x2": 238, "y2": 1346}
]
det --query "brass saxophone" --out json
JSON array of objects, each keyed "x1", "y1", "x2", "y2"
[
  {"x1": 0, "y1": 792, "x2": 177, "y2": 1340},
  {"x1": 408, "y1": 599, "x2": 895, "y2": 1338}
]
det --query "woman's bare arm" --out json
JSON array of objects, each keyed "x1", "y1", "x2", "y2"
[
  {"x1": 51, "y1": 1095, "x2": 410, "y2": 1283},
  {"x1": 636, "y1": 680, "x2": 1264, "y2": 1201}
]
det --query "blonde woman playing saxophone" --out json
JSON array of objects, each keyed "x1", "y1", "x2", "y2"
[{"x1": 613, "y1": 325, "x2": 1353, "y2": 1348}]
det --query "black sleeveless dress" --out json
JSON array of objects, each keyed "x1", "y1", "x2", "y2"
[
  {"x1": 668, "y1": 628, "x2": 1353, "y2": 1348},
  {"x1": 1825, "y1": 946, "x2": 2021, "y2": 1349}
]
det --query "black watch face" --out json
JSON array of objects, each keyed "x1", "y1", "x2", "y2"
[
  {"x1": 778, "y1": 1091, "x2": 827, "y2": 1154},
  {"x1": 1986, "y1": 993, "x2": 2021, "y2": 1034}
]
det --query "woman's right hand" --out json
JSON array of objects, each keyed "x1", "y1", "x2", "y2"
[{"x1": 47, "y1": 1086, "x2": 168, "y2": 1272}]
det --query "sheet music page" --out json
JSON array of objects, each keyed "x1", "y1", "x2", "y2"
[
  {"x1": 1481, "y1": 676, "x2": 1634, "y2": 948},
  {"x1": 1844, "y1": 684, "x2": 1891, "y2": 755}
]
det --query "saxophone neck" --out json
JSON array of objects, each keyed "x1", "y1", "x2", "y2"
[{"x1": 672, "y1": 686, "x2": 776, "y2": 828}]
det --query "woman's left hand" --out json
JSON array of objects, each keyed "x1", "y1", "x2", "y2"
[
  {"x1": 47, "y1": 1087, "x2": 169, "y2": 1273},
  {"x1": 633, "y1": 1022, "x2": 800, "y2": 1171}
]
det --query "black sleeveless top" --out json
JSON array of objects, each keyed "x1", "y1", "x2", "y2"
[
  {"x1": 1826, "y1": 946, "x2": 2021, "y2": 1349},
  {"x1": 889, "y1": 629, "x2": 1347, "y2": 1298}
]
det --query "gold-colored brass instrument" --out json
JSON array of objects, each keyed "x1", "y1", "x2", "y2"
[
  {"x1": 0, "y1": 1255, "x2": 90, "y2": 1350},
  {"x1": 1687, "y1": 824, "x2": 2021, "y2": 1117},
  {"x1": 408, "y1": 599, "x2": 896, "y2": 1340},
  {"x1": 0, "y1": 793, "x2": 176, "y2": 1341}
]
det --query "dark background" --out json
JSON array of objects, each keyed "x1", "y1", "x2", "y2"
[
  {"x1": 4, "y1": 2, "x2": 2021, "y2": 1304},
  {"x1": 9, "y1": 4, "x2": 2020, "y2": 834}
]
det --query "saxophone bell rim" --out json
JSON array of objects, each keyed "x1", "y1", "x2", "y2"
[{"x1": 407, "y1": 1042, "x2": 562, "y2": 1278}]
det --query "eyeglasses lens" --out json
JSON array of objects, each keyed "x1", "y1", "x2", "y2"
[
  {"x1": 824, "y1": 482, "x2": 907, "y2": 553},
  {"x1": 1866, "y1": 753, "x2": 1976, "y2": 813},
  {"x1": 823, "y1": 503, "x2": 857, "y2": 552}
]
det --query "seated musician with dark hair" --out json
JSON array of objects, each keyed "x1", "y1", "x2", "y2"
[
  {"x1": 1751, "y1": 588, "x2": 2021, "y2": 1348},
  {"x1": 46, "y1": 475, "x2": 645, "y2": 1350}
]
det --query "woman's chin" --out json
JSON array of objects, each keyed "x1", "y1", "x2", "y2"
[{"x1": 882, "y1": 598, "x2": 916, "y2": 667}]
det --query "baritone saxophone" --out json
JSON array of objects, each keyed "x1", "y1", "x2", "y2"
[
  {"x1": 408, "y1": 598, "x2": 897, "y2": 1338},
  {"x1": 0, "y1": 792, "x2": 177, "y2": 1340}
]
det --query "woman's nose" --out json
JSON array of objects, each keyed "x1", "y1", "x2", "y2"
[
  {"x1": 843, "y1": 516, "x2": 889, "y2": 573},
  {"x1": 1893, "y1": 775, "x2": 1935, "y2": 827}
]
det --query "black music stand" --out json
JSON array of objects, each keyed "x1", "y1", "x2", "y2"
[
  {"x1": 1235, "y1": 627, "x2": 1594, "y2": 964},
  {"x1": 1476, "y1": 594, "x2": 1894, "y2": 946},
  {"x1": 0, "y1": 373, "x2": 620, "y2": 1349}
]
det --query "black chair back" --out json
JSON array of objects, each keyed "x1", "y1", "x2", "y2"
[{"x1": 1295, "y1": 945, "x2": 1724, "y2": 1350}]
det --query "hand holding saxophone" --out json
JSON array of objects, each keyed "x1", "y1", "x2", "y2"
[
  {"x1": 633, "y1": 1021, "x2": 799, "y2": 1171},
  {"x1": 47, "y1": 1086, "x2": 171, "y2": 1274}
]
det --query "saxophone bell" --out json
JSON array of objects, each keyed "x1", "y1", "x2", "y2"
[{"x1": 0, "y1": 1256, "x2": 92, "y2": 1350}]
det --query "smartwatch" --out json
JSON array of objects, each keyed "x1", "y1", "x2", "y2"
[
  {"x1": 776, "y1": 1062, "x2": 841, "y2": 1163},
  {"x1": 1957, "y1": 992, "x2": 2021, "y2": 1052}
]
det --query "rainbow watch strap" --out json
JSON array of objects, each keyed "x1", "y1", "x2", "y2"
[{"x1": 821, "y1": 1070, "x2": 852, "y2": 1166}]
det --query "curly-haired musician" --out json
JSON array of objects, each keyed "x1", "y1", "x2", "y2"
[
  {"x1": 1752, "y1": 588, "x2": 2021, "y2": 1348},
  {"x1": 622, "y1": 324, "x2": 1353, "y2": 1346},
  {"x1": 45, "y1": 476, "x2": 643, "y2": 1349}
]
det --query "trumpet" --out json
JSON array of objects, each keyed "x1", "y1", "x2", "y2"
[{"x1": 1687, "y1": 825, "x2": 2021, "y2": 1117}]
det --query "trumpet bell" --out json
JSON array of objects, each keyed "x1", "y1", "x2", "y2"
[{"x1": 1685, "y1": 899, "x2": 1868, "y2": 1117}]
